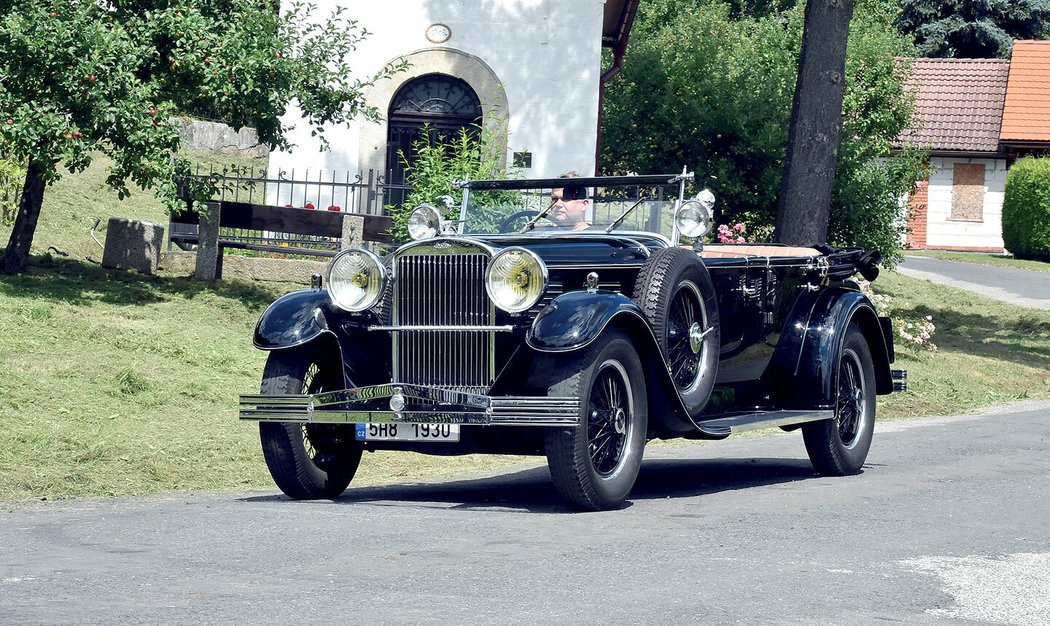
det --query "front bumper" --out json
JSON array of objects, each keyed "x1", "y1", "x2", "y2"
[{"x1": 239, "y1": 383, "x2": 581, "y2": 427}]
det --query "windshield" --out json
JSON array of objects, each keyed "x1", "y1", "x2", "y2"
[{"x1": 458, "y1": 178, "x2": 687, "y2": 238}]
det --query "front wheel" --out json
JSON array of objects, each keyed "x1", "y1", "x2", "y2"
[
  {"x1": 544, "y1": 329, "x2": 648, "y2": 511},
  {"x1": 258, "y1": 348, "x2": 362, "y2": 499},
  {"x1": 802, "y1": 324, "x2": 876, "y2": 475}
]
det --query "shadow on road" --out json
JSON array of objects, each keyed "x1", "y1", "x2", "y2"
[{"x1": 239, "y1": 455, "x2": 825, "y2": 513}]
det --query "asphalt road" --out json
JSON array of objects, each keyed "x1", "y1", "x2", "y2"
[
  {"x1": 898, "y1": 256, "x2": 1050, "y2": 310},
  {"x1": 3, "y1": 400, "x2": 1050, "y2": 625}
]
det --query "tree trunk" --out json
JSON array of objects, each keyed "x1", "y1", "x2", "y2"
[
  {"x1": 775, "y1": 0, "x2": 855, "y2": 246},
  {"x1": 1, "y1": 160, "x2": 47, "y2": 275}
]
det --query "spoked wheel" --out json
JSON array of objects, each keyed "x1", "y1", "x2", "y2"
[
  {"x1": 588, "y1": 360, "x2": 634, "y2": 477},
  {"x1": 666, "y1": 280, "x2": 713, "y2": 394},
  {"x1": 633, "y1": 246, "x2": 719, "y2": 415},
  {"x1": 545, "y1": 329, "x2": 648, "y2": 511},
  {"x1": 259, "y1": 349, "x2": 362, "y2": 499},
  {"x1": 802, "y1": 324, "x2": 876, "y2": 475}
]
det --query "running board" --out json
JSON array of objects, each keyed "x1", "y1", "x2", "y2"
[{"x1": 694, "y1": 409, "x2": 834, "y2": 438}]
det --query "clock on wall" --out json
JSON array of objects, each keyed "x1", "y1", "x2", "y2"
[{"x1": 426, "y1": 23, "x2": 452, "y2": 44}]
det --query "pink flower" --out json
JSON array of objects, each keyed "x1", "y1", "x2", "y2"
[
  {"x1": 733, "y1": 223, "x2": 745, "y2": 232},
  {"x1": 735, "y1": 236, "x2": 746, "y2": 244}
]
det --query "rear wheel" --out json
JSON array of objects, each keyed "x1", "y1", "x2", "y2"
[
  {"x1": 544, "y1": 329, "x2": 648, "y2": 511},
  {"x1": 259, "y1": 348, "x2": 362, "y2": 499},
  {"x1": 802, "y1": 324, "x2": 875, "y2": 475}
]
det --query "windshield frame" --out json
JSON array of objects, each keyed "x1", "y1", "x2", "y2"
[{"x1": 454, "y1": 172, "x2": 694, "y2": 238}]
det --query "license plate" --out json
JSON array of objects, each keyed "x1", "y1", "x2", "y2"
[{"x1": 355, "y1": 423, "x2": 461, "y2": 442}]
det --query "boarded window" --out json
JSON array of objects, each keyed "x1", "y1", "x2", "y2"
[{"x1": 951, "y1": 163, "x2": 985, "y2": 221}]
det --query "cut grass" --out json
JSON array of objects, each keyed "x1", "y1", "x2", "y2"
[{"x1": 906, "y1": 250, "x2": 1050, "y2": 272}]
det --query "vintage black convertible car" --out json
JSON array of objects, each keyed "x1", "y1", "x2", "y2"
[{"x1": 239, "y1": 172, "x2": 906, "y2": 510}]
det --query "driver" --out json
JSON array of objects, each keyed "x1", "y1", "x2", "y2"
[{"x1": 549, "y1": 182, "x2": 591, "y2": 230}]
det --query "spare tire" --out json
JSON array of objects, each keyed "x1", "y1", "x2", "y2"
[{"x1": 632, "y1": 247, "x2": 720, "y2": 416}]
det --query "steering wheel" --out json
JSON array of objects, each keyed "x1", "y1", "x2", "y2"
[{"x1": 499, "y1": 210, "x2": 551, "y2": 233}]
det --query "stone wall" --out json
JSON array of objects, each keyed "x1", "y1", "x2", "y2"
[{"x1": 176, "y1": 118, "x2": 269, "y2": 158}]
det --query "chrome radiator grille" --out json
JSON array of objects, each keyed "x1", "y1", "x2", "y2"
[{"x1": 393, "y1": 250, "x2": 493, "y2": 392}]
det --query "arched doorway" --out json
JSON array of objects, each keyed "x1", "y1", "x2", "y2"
[{"x1": 385, "y1": 74, "x2": 482, "y2": 206}]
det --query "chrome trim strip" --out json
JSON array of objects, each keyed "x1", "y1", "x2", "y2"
[
  {"x1": 239, "y1": 391, "x2": 581, "y2": 426},
  {"x1": 393, "y1": 236, "x2": 497, "y2": 257},
  {"x1": 368, "y1": 324, "x2": 515, "y2": 332},
  {"x1": 545, "y1": 263, "x2": 647, "y2": 270}
]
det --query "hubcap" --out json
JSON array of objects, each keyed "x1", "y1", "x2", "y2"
[{"x1": 688, "y1": 322, "x2": 704, "y2": 354}]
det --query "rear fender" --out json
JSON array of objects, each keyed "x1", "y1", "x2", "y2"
[{"x1": 766, "y1": 288, "x2": 893, "y2": 409}]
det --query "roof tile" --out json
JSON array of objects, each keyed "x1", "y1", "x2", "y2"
[
  {"x1": 896, "y1": 58, "x2": 1009, "y2": 153},
  {"x1": 1000, "y1": 40, "x2": 1050, "y2": 143}
]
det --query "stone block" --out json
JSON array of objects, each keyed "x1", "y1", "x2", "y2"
[
  {"x1": 341, "y1": 213, "x2": 365, "y2": 249},
  {"x1": 102, "y1": 218, "x2": 164, "y2": 275}
]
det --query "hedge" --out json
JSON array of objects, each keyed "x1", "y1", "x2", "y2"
[{"x1": 1002, "y1": 156, "x2": 1050, "y2": 261}]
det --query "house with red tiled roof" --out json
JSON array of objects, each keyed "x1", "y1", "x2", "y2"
[
  {"x1": 898, "y1": 58, "x2": 1011, "y2": 251},
  {"x1": 900, "y1": 41, "x2": 1050, "y2": 253}
]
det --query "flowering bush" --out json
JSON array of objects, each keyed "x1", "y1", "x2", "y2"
[
  {"x1": 716, "y1": 222, "x2": 747, "y2": 244},
  {"x1": 857, "y1": 280, "x2": 937, "y2": 350}
]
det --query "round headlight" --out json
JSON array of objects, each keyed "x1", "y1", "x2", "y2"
[
  {"x1": 675, "y1": 199, "x2": 713, "y2": 239},
  {"x1": 326, "y1": 248, "x2": 386, "y2": 312},
  {"x1": 485, "y1": 247, "x2": 548, "y2": 313},
  {"x1": 407, "y1": 204, "x2": 442, "y2": 240}
]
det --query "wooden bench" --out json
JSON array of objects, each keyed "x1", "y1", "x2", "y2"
[{"x1": 170, "y1": 200, "x2": 392, "y2": 279}]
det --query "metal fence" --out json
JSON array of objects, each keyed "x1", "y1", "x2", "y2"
[{"x1": 170, "y1": 165, "x2": 408, "y2": 254}]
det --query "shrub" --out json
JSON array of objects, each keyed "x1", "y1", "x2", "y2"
[
  {"x1": 1002, "y1": 156, "x2": 1050, "y2": 261},
  {"x1": 389, "y1": 119, "x2": 518, "y2": 242}
]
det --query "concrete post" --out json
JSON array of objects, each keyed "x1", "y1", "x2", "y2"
[{"x1": 194, "y1": 201, "x2": 222, "y2": 280}]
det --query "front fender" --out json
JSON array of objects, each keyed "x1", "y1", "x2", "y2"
[
  {"x1": 254, "y1": 289, "x2": 337, "y2": 350},
  {"x1": 526, "y1": 291, "x2": 723, "y2": 438},
  {"x1": 526, "y1": 291, "x2": 648, "y2": 352}
]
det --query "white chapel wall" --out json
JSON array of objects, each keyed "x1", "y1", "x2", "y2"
[{"x1": 268, "y1": 0, "x2": 605, "y2": 207}]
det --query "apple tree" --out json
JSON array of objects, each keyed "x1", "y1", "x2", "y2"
[{"x1": 0, "y1": 0, "x2": 396, "y2": 274}]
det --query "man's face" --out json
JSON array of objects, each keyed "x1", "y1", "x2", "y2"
[{"x1": 549, "y1": 188, "x2": 588, "y2": 226}]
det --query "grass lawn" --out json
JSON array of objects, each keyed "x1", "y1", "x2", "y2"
[
  {"x1": 906, "y1": 250, "x2": 1050, "y2": 272},
  {"x1": 875, "y1": 271, "x2": 1050, "y2": 419},
  {"x1": 1, "y1": 158, "x2": 1047, "y2": 502}
]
